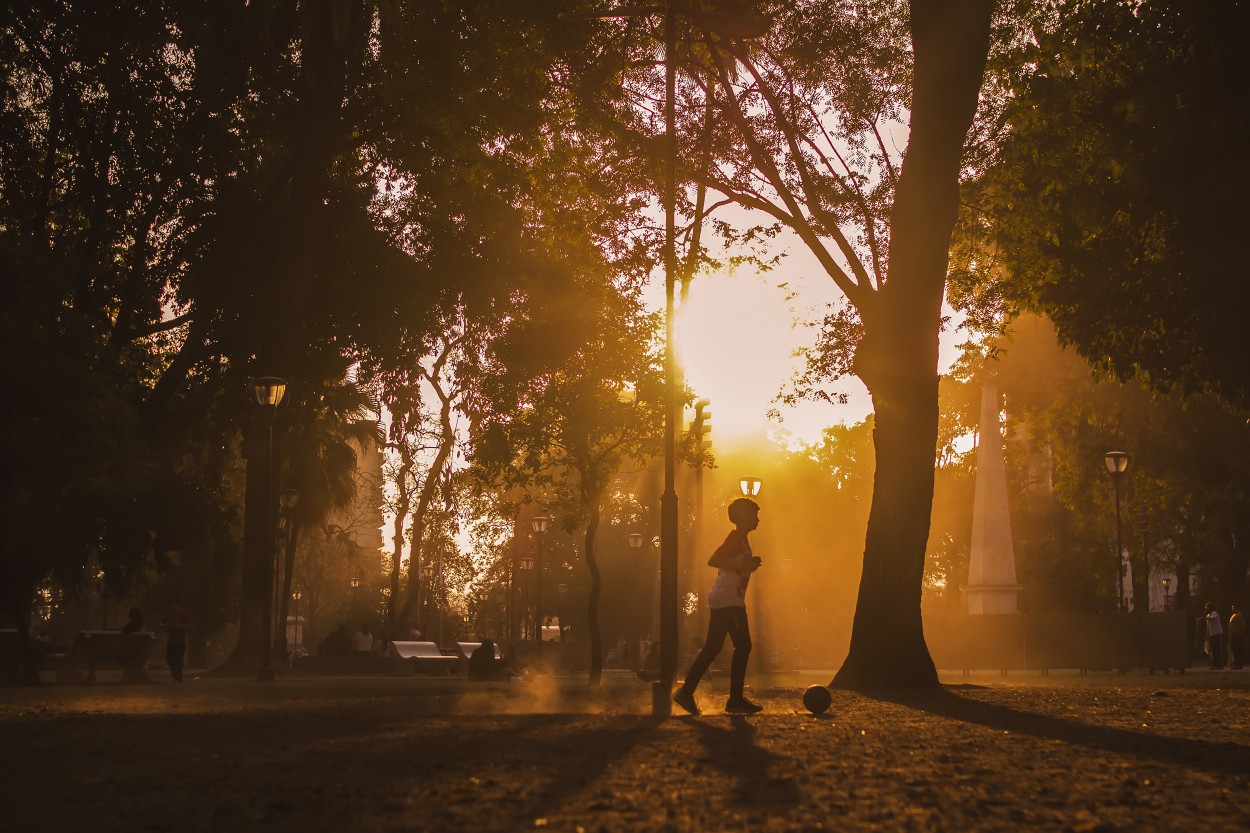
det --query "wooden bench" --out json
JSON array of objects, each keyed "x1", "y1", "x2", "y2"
[
  {"x1": 388, "y1": 641, "x2": 458, "y2": 675},
  {"x1": 63, "y1": 630, "x2": 155, "y2": 683}
]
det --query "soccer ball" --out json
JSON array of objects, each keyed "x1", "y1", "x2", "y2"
[{"x1": 802, "y1": 684, "x2": 832, "y2": 715}]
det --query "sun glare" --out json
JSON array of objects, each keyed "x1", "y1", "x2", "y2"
[{"x1": 676, "y1": 271, "x2": 846, "y2": 444}]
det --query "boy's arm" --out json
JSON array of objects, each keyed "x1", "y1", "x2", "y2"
[{"x1": 707, "y1": 531, "x2": 745, "y2": 570}]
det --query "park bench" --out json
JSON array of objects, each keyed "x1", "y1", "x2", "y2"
[
  {"x1": 388, "y1": 641, "x2": 458, "y2": 675},
  {"x1": 455, "y1": 641, "x2": 501, "y2": 675},
  {"x1": 456, "y1": 641, "x2": 501, "y2": 660},
  {"x1": 61, "y1": 630, "x2": 155, "y2": 683}
]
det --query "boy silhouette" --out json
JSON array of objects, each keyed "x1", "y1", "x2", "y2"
[{"x1": 673, "y1": 497, "x2": 763, "y2": 715}]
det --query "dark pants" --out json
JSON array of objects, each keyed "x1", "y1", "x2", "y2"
[
  {"x1": 167, "y1": 642, "x2": 186, "y2": 682},
  {"x1": 683, "y1": 606, "x2": 751, "y2": 699},
  {"x1": 1228, "y1": 634, "x2": 1243, "y2": 669},
  {"x1": 1209, "y1": 634, "x2": 1224, "y2": 669}
]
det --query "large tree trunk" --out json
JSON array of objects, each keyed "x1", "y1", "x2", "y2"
[
  {"x1": 585, "y1": 505, "x2": 604, "y2": 685},
  {"x1": 833, "y1": 0, "x2": 994, "y2": 690},
  {"x1": 385, "y1": 449, "x2": 413, "y2": 636},
  {"x1": 218, "y1": 413, "x2": 273, "y2": 673}
]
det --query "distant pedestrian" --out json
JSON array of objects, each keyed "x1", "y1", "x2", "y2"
[
  {"x1": 1204, "y1": 602, "x2": 1224, "y2": 670},
  {"x1": 502, "y1": 643, "x2": 527, "y2": 680},
  {"x1": 121, "y1": 606, "x2": 144, "y2": 635},
  {"x1": 320, "y1": 624, "x2": 351, "y2": 657},
  {"x1": 160, "y1": 598, "x2": 192, "y2": 682},
  {"x1": 352, "y1": 624, "x2": 373, "y2": 656},
  {"x1": 673, "y1": 498, "x2": 764, "y2": 715},
  {"x1": 467, "y1": 639, "x2": 506, "y2": 681},
  {"x1": 1228, "y1": 604, "x2": 1245, "y2": 670}
]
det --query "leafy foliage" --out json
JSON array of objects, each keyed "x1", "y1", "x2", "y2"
[{"x1": 952, "y1": 0, "x2": 1250, "y2": 406}]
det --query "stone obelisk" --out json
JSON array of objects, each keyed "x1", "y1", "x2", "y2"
[{"x1": 964, "y1": 372, "x2": 1022, "y2": 614}]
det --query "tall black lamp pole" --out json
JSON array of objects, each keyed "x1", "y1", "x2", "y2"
[
  {"x1": 253, "y1": 376, "x2": 287, "y2": 682},
  {"x1": 1104, "y1": 451, "x2": 1130, "y2": 613}
]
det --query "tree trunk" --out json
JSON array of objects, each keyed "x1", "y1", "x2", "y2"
[
  {"x1": 833, "y1": 0, "x2": 994, "y2": 690},
  {"x1": 834, "y1": 374, "x2": 941, "y2": 688},
  {"x1": 585, "y1": 504, "x2": 604, "y2": 685},
  {"x1": 220, "y1": 412, "x2": 272, "y2": 672},
  {"x1": 386, "y1": 450, "x2": 413, "y2": 636}
]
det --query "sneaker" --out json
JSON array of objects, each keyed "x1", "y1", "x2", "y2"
[
  {"x1": 725, "y1": 696, "x2": 764, "y2": 714},
  {"x1": 672, "y1": 688, "x2": 700, "y2": 715}
]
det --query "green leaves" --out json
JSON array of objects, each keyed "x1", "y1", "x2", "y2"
[{"x1": 956, "y1": 0, "x2": 1250, "y2": 408}]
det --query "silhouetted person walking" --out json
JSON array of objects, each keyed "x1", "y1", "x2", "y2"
[
  {"x1": 160, "y1": 598, "x2": 192, "y2": 682},
  {"x1": 1204, "y1": 602, "x2": 1224, "y2": 670},
  {"x1": 1228, "y1": 604, "x2": 1245, "y2": 669},
  {"x1": 674, "y1": 498, "x2": 764, "y2": 715}
]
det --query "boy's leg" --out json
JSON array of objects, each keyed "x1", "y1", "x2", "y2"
[
  {"x1": 682, "y1": 610, "x2": 731, "y2": 692},
  {"x1": 167, "y1": 642, "x2": 184, "y2": 682},
  {"x1": 725, "y1": 607, "x2": 753, "y2": 701}
]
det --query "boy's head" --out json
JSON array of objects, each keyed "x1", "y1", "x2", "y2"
[{"x1": 728, "y1": 498, "x2": 760, "y2": 527}]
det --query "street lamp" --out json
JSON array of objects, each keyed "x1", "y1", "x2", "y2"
[
  {"x1": 291, "y1": 590, "x2": 303, "y2": 654},
  {"x1": 1161, "y1": 577, "x2": 1171, "y2": 611},
  {"x1": 1104, "y1": 451, "x2": 1129, "y2": 613},
  {"x1": 350, "y1": 576, "x2": 361, "y2": 612},
  {"x1": 561, "y1": 0, "x2": 769, "y2": 717},
  {"x1": 627, "y1": 532, "x2": 645, "y2": 550},
  {"x1": 739, "y1": 476, "x2": 762, "y2": 497},
  {"x1": 253, "y1": 376, "x2": 286, "y2": 682},
  {"x1": 557, "y1": 583, "x2": 569, "y2": 642},
  {"x1": 531, "y1": 515, "x2": 550, "y2": 649},
  {"x1": 520, "y1": 556, "x2": 535, "y2": 639},
  {"x1": 275, "y1": 488, "x2": 299, "y2": 658}
]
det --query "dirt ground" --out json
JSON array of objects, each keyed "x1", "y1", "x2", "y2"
[{"x1": 2, "y1": 669, "x2": 1248, "y2": 832}]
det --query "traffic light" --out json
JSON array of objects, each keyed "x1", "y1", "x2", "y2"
[{"x1": 693, "y1": 398, "x2": 712, "y2": 454}]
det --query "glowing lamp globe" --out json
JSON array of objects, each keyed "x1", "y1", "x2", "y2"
[{"x1": 802, "y1": 684, "x2": 832, "y2": 715}]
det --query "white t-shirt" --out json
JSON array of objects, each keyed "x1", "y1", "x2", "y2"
[
  {"x1": 1206, "y1": 610, "x2": 1224, "y2": 638},
  {"x1": 707, "y1": 532, "x2": 754, "y2": 609},
  {"x1": 351, "y1": 630, "x2": 373, "y2": 653}
]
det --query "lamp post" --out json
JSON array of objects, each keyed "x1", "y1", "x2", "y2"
[
  {"x1": 561, "y1": 1, "x2": 768, "y2": 718},
  {"x1": 495, "y1": 592, "x2": 506, "y2": 639},
  {"x1": 422, "y1": 562, "x2": 435, "y2": 625},
  {"x1": 291, "y1": 590, "x2": 303, "y2": 654},
  {"x1": 1104, "y1": 451, "x2": 1129, "y2": 613},
  {"x1": 1161, "y1": 577, "x2": 1171, "y2": 611},
  {"x1": 557, "y1": 583, "x2": 569, "y2": 641},
  {"x1": 627, "y1": 532, "x2": 646, "y2": 651},
  {"x1": 520, "y1": 556, "x2": 535, "y2": 639},
  {"x1": 531, "y1": 515, "x2": 550, "y2": 650},
  {"x1": 275, "y1": 488, "x2": 299, "y2": 658},
  {"x1": 438, "y1": 547, "x2": 446, "y2": 646},
  {"x1": 350, "y1": 576, "x2": 361, "y2": 613},
  {"x1": 253, "y1": 376, "x2": 287, "y2": 682},
  {"x1": 739, "y1": 476, "x2": 762, "y2": 497}
]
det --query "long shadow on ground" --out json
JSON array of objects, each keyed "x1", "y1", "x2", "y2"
[
  {"x1": 867, "y1": 686, "x2": 1250, "y2": 775},
  {"x1": 690, "y1": 715, "x2": 803, "y2": 808},
  {"x1": 1, "y1": 691, "x2": 665, "y2": 832}
]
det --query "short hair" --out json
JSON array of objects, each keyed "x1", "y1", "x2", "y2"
[{"x1": 728, "y1": 498, "x2": 760, "y2": 525}]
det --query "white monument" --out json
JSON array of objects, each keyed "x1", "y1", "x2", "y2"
[{"x1": 964, "y1": 372, "x2": 1022, "y2": 614}]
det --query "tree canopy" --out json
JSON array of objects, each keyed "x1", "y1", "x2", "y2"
[{"x1": 952, "y1": 0, "x2": 1250, "y2": 407}]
